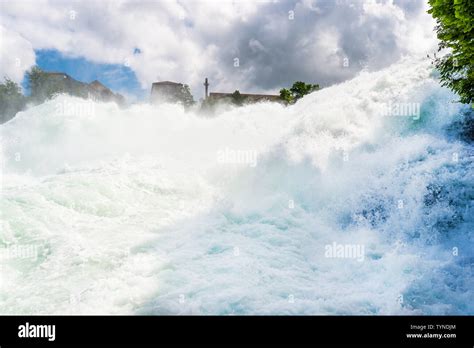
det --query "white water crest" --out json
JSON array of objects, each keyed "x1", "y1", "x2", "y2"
[{"x1": 0, "y1": 56, "x2": 473, "y2": 314}]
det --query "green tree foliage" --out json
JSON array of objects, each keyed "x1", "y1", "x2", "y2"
[
  {"x1": 26, "y1": 66, "x2": 55, "y2": 102},
  {"x1": 231, "y1": 90, "x2": 246, "y2": 106},
  {"x1": 280, "y1": 81, "x2": 320, "y2": 104},
  {"x1": 179, "y1": 84, "x2": 195, "y2": 107},
  {"x1": 26, "y1": 66, "x2": 88, "y2": 103},
  {"x1": 26, "y1": 66, "x2": 44, "y2": 97},
  {"x1": 279, "y1": 88, "x2": 294, "y2": 104},
  {"x1": 290, "y1": 81, "x2": 320, "y2": 100},
  {"x1": 428, "y1": 0, "x2": 474, "y2": 105},
  {"x1": 0, "y1": 78, "x2": 26, "y2": 123}
]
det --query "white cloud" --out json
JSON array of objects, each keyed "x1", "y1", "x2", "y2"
[
  {"x1": 0, "y1": 25, "x2": 35, "y2": 85},
  {"x1": 0, "y1": 0, "x2": 438, "y2": 99}
]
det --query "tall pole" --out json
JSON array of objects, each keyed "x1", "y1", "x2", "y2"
[{"x1": 204, "y1": 77, "x2": 209, "y2": 99}]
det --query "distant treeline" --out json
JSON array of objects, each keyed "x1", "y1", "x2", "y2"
[
  {"x1": 201, "y1": 81, "x2": 320, "y2": 112},
  {"x1": 279, "y1": 81, "x2": 320, "y2": 104},
  {"x1": 0, "y1": 66, "x2": 124, "y2": 124},
  {"x1": 0, "y1": 78, "x2": 26, "y2": 124},
  {"x1": 1, "y1": 64, "x2": 321, "y2": 124}
]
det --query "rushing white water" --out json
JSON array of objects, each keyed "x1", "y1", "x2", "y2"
[{"x1": 0, "y1": 56, "x2": 473, "y2": 314}]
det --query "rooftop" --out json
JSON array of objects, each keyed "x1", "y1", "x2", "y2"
[
  {"x1": 152, "y1": 81, "x2": 183, "y2": 86},
  {"x1": 209, "y1": 92, "x2": 280, "y2": 98},
  {"x1": 44, "y1": 71, "x2": 71, "y2": 78}
]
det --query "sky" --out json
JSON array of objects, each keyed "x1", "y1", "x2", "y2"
[{"x1": 0, "y1": 0, "x2": 438, "y2": 102}]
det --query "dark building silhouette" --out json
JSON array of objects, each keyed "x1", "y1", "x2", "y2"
[
  {"x1": 208, "y1": 92, "x2": 281, "y2": 103},
  {"x1": 35, "y1": 72, "x2": 125, "y2": 106},
  {"x1": 151, "y1": 81, "x2": 185, "y2": 104},
  {"x1": 203, "y1": 78, "x2": 281, "y2": 104}
]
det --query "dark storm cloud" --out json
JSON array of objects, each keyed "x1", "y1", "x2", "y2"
[{"x1": 203, "y1": 0, "x2": 432, "y2": 93}]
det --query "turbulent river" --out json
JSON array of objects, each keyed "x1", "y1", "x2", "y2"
[{"x1": 0, "y1": 56, "x2": 473, "y2": 314}]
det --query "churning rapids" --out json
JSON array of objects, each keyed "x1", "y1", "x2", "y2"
[{"x1": 0, "y1": 56, "x2": 473, "y2": 314}]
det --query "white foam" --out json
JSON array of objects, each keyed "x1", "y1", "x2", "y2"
[{"x1": 0, "y1": 56, "x2": 472, "y2": 314}]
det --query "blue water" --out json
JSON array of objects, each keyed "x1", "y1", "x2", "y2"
[{"x1": 0, "y1": 56, "x2": 472, "y2": 314}]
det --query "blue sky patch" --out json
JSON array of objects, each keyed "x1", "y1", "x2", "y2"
[{"x1": 23, "y1": 49, "x2": 147, "y2": 101}]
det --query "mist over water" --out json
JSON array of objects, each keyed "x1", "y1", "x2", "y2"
[{"x1": 0, "y1": 56, "x2": 473, "y2": 314}]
